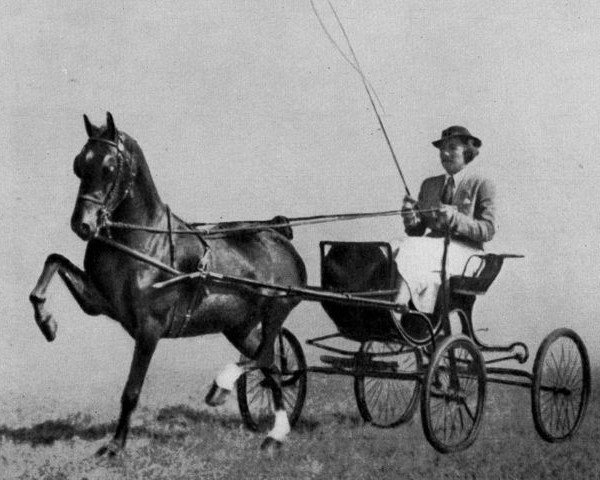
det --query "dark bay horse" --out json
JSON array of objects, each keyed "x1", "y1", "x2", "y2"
[{"x1": 29, "y1": 112, "x2": 307, "y2": 455}]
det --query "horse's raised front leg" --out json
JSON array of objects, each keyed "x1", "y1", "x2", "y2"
[
  {"x1": 97, "y1": 332, "x2": 158, "y2": 457},
  {"x1": 29, "y1": 253, "x2": 113, "y2": 341}
]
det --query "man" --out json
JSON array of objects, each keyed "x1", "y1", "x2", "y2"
[{"x1": 396, "y1": 126, "x2": 497, "y2": 313}]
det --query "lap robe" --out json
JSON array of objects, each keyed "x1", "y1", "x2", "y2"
[{"x1": 391, "y1": 237, "x2": 482, "y2": 313}]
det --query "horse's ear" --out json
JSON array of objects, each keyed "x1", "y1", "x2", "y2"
[
  {"x1": 106, "y1": 111, "x2": 117, "y2": 139},
  {"x1": 83, "y1": 114, "x2": 96, "y2": 138}
]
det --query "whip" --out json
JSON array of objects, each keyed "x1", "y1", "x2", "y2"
[{"x1": 310, "y1": 0, "x2": 411, "y2": 197}]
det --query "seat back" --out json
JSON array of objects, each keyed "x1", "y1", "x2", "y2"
[
  {"x1": 450, "y1": 253, "x2": 523, "y2": 296},
  {"x1": 320, "y1": 241, "x2": 401, "y2": 342}
]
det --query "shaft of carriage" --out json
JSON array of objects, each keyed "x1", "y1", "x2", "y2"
[{"x1": 155, "y1": 269, "x2": 410, "y2": 311}]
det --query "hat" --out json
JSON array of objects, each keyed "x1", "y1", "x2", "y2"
[{"x1": 432, "y1": 126, "x2": 482, "y2": 149}]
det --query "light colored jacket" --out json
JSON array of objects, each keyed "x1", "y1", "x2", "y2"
[{"x1": 404, "y1": 172, "x2": 497, "y2": 249}]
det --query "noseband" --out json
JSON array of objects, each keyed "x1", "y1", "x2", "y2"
[{"x1": 77, "y1": 134, "x2": 136, "y2": 229}]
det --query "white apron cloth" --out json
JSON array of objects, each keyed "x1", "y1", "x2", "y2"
[{"x1": 391, "y1": 237, "x2": 482, "y2": 313}]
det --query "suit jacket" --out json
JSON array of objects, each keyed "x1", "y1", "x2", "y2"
[{"x1": 404, "y1": 171, "x2": 497, "y2": 249}]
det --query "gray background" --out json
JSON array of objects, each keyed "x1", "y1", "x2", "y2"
[{"x1": 2, "y1": 1, "x2": 599, "y2": 424}]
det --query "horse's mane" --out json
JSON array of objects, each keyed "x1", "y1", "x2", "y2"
[{"x1": 119, "y1": 131, "x2": 142, "y2": 157}]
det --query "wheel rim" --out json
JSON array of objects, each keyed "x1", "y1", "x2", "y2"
[
  {"x1": 237, "y1": 329, "x2": 307, "y2": 431},
  {"x1": 355, "y1": 341, "x2": 421, "y2": 428},
  {"x1": 533, "y1": 329, "x2": 590, "y2": 441},
  {"x1": 422, "y1": 336, "x2": 486, "y2": 453}
]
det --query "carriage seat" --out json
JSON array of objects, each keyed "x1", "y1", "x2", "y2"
[{"x1": 449, "y1": 253, "x2": 524, "y2": 296}]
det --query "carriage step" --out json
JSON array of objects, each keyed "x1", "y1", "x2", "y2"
[{"x1": 320, "y1": 355, "x2": 398, "y2": 372}]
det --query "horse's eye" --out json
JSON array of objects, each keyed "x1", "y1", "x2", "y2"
[{"x1": 103, "y1": 163, "x2": 116, "y2": 177}]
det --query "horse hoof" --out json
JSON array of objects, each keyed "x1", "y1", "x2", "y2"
[
  {"x1": 95, "y1": 441, "x2": 122, "y2": 458},
  {"x1": 260, "y1": 436, "x2": 283, "y2": 453},
  {"x1": 205, "y1": 382, "x2": 230, "y2": 407},
  {"x1": 36, "y1": 313, "x2": 57, "y2": 342}
]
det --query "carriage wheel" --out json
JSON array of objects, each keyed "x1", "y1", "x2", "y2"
[
  {"x1": 421, "y1": 335, "x2": 486, "y2": 453},
  {"x1": 354, "y1": 341, "x2": 422, "y2": 428},
  {"x1": 237, "y1": 328, "x2": 307, "y2": 431},
  {"x1": 531, "y1": 328, "x2": 590, "y2": 442}
]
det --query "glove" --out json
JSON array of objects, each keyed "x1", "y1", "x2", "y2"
[
  {"x1": 437, "y1": 203, "x2": 457, "y2": 228},
  {"x1": 401, "y1": 196, "x2": 419, "y2": 226}
]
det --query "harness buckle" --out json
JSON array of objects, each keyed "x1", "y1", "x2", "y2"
[
  {"x1": 98, "y1": 209, "x2": 112, "y2": 239},
  {"x1": 198, "y1": 248, "x2": 210, "y2": 272}
]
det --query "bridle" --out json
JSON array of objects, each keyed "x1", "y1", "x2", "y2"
[{"x1": 77, "y1": 133, "x2": 137, "y2": 231}]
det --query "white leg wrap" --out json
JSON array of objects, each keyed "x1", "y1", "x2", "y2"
[
  {"x1": 267, "y1": 409, "x2": 290, "y2": 442},
  {"x1": 215, "y1": 363, "x2": 243, "y2": 391}
]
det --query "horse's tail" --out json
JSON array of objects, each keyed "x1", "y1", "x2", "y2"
[{"x1": 269, "y1": 215, "x2": 293, "y2": 240}]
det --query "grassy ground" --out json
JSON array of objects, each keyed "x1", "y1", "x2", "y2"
[{"x1": 1, "y1": 366, "x2": 598, "y2": 480}]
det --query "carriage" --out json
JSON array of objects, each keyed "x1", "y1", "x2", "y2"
[
  {"x1": 235, "y1": 240, "x2": 591, "y2": 453},
  {"x1": 31, "y1": 113, "x2": 591, "y2": 455}
]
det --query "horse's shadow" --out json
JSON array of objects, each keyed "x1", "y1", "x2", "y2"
[
  {"x1": 295, "y1": 412, "x2": 365, "y2": 433},
  {"x1": 0, "y1": 405, "x2": 243, "y2": 447},
  {"x1": 0, "y1": 404, "x2": 366, "y2": 447},
  {"x1": 0, "y1": 418, "x2": 114, "y2": 446}
]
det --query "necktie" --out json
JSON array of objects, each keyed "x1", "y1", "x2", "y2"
[{"x1": 441, "y1": 176, "x2": 454, "y2": 204}]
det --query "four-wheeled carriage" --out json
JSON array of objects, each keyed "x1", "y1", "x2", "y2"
[{"x1": 236, "y1": 240, "x2": 591, "y2": 453}]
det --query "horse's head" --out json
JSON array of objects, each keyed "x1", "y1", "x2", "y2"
[{"x1": 71, "y1": 112, "x2": 137, "y2": 240}]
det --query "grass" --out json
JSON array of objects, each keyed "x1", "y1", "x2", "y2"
[{"x1": 1, "y1": 368, "x2": 599, "y2": 479}]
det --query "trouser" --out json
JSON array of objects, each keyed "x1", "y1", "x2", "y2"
[{"x1": 391, "y1": 236, "x2": 481, "y2": 313}]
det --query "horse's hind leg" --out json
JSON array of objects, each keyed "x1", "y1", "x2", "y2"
[
  {"x1": 213, "y1": 302, "x2": 294, "y2": 451},
  {"x1": 246, "y1": 299, "x2": 294, "y2": 368},
  {"x1": 255, "y1": 302, "x2": 299, "y2": 450},
  {"x1": 97, "y1": 332, "x2": 158, "y2": 457},
  {"x1": 29, "y1": 253, "x2": 113, "y2": 341},
  {"x1": 206, "y1": 300, "x2": 288, "y2": 407},
  {"x1": 205, "y1": 326, "x2": 260, "y2": 407},
  {"x1": 260, "y1": 367, "x2": 290, "y2": 452},
  {"x1": 209, "y1": 333, "x2": 291, "y2": 450}
]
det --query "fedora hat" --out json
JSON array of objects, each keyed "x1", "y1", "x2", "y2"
[{"x1": 432, "y1": 126, "x2": 481, "y2": 148}]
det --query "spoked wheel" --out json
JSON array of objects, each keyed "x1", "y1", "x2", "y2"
[
  {"x1": 354, "y1": 341, "x2": 422, "y2": 428},
  {"x1": 531, "y1": 328, "x2": 590, "y2": 442},
  {"x1": 237, "y1": 328, "x2": 307, "y2": 431},
  {"x1": 421, "y1": 335, "x2": 486, "y2": 453}
]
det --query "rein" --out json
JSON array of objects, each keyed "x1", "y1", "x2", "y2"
[{"x1": 102, "y1": 207, "x2": 443, "y2": 237}]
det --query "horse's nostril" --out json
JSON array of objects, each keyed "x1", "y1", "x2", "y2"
[{"x1": 79, "y1": 222, "x2": 91, "y2": 237}]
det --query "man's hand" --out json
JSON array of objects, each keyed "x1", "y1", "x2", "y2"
[
  {"x1": 401, "y1": 196, "x2": 419, "y2": 226},
  {"x1": 437, "y1": 203, "x2": 457, "y2": 227}
]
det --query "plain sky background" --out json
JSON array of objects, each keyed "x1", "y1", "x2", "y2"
[{"x1": 1, "y1": 1, "x2": 600, "y2": 417}]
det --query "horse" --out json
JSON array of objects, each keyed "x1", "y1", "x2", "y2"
[{"x1": 29, "y1": 112, "x2": 307, "y2": 455}]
